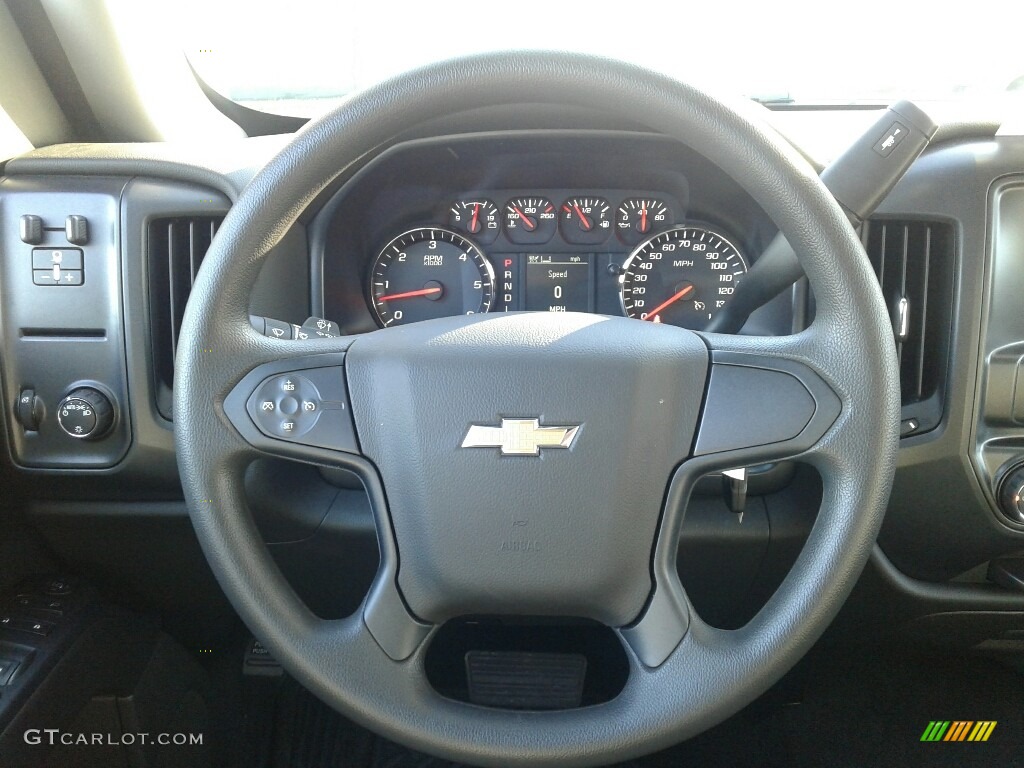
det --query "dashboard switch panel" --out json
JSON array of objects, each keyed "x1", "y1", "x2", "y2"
[{"x1": 0, "y1": 176, "x2": 132, "y2": 468}]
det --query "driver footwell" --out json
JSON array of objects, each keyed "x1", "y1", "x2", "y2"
[{"x1": 251, "y1": 645, "x2": 1023, "y2": 768}]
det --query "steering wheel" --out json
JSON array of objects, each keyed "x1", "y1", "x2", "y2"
[{"x1": 175, "y1": 52, "x2": 899, "y2": 767}]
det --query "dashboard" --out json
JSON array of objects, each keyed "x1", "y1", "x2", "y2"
[
  {"x1": 3, "y1": 112, "x2": 1024, "y2": 657},
  {"x1": 311, "y1": 132, "x2": 789, "y2": 337}
]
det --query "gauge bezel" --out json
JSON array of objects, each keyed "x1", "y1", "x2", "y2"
[
  {"x1": 448, "y1": 199, "x2": 501, "y2": 244},
  {"x1": 559, "y1": 196, "x2": 613, "y2": 245},
  {"x1": 618, "y1": 224, "x2": 748, "y2": 329},
  {"x1": 503, "y1": 196, "x2": 558, "y2": 245},
  {"x1": 616, "y1": 197, "x2": 673, "y2": 245}
]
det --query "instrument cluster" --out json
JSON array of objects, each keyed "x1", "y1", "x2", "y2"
[{"x1": 368, "y1": 189, "x2": 748, "y2": 330}]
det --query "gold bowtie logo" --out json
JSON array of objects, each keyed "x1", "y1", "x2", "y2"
[{"x1": 461, "y1": 418, "x2": 580, "y2": 456}]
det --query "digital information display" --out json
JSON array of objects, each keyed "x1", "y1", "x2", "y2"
[{"x1": 523, "y1": 254, "x2": 593, "y2": 313}]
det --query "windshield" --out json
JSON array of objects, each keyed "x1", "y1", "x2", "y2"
[{"x1": 175, "y1": 0, "x2": 1024, "y2": 117}]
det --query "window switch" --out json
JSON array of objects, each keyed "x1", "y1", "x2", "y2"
[
  {"x1": 0, "y1": 615, "x2": 55, "y2": 636},
  {"x1": 10, "y1": 594, "x2": 64, "y2": 615}
]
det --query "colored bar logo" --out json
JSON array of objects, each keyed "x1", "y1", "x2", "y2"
[{"x1": 921, "y1": 721, "x2": 997, "y2": 742}]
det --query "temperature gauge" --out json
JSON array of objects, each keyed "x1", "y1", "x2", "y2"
[{"x1": 504, "y1": 197, "x2": 557, "y2": 245}]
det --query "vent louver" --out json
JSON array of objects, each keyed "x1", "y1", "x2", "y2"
[
  {"x1": 862, "y1": 218, "x2": 954, "y2": 434},
  {"x1": 148, "y1": 216, "x2": 223, "y2": 420}
]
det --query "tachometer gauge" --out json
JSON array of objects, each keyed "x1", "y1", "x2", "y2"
[
  {"x1": 504, "y1": 197, "x2": 557, "y2": 244},
  {"x1": 616, "y1": 197, "x2": 672, "y2": 245},
  {"x1": 369, "y1": 227, "x2": 495, "y2": 327},
  {"x1": 560, "y1": 196, "x2": 612, "y2": 244},
  {"x1": 619, "y1": 226, "x2": 747, "y2": 329},
  {"x1": 449, "y1": 199, "x2": 500, "y2": 244}
]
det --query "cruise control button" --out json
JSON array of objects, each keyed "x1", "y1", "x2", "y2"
[
  {"x1": 242, "y1": 365, "x2": 358, "y2": 454},
  {"x1": 250, "y1": 374, "x2": 323, "y2": 439}
]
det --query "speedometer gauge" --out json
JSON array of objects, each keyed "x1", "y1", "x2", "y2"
[
  {"x1": 369, "y1": 227, "x2": 495, "y2": 327},
  {"x1": 619, "y1": 226, "x2": 748, "y2": 329}
]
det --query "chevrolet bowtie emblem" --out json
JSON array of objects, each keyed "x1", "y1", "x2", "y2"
[{"x1": 461, "y1": 418, "x2": 580, "y2": 456}]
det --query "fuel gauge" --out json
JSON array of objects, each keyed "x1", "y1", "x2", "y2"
[
  {"x1": 560, "y1": 196, "x2": 612, "y2": 245},
  {"x1": 449, "y1": 199, "x2": 500, "y2": 244}
]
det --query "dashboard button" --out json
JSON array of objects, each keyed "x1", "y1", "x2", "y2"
[
  {"x1": 65, "y1": 215, "x2": 89, "y2": 245},
  {"x1": 16, "y1": 389, "x2": 42, "y2": 431},
  {"x1": 57, "y1": 388, "x2": 115, "y2": 440},
  {"x1": 32, "y1": 248, "x2": 83, "y2": 270},
  {"x1": 20, "y1": 215, "x2": 43, "y2": 245},
  {"x1": 32, "y1": 269, "x2": 59, "y2": 286}
]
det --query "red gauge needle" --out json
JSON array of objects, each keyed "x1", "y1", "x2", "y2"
[
  {"x1": 644, "y1": 284, "x2": 694, "y2": 321},
  {"x1": 640, "y1": 204, "x2": 648, "y2": 233},
  {"x1": 470, "y1": 203, "x2": 480, "y2": 233},
  {"x1": 378, "y1": 287, "x2": 442, "y2": 302},
  {"x1": 572, "y1": 203, "x2": 592, "y2": 231},
  {"x1": 511, "y1": 206, "x2": 536, "y2": 231}
]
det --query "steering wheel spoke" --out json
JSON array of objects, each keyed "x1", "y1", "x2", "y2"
[
  {"x1": 692, "y1": 330, "x2": 844, "y2": 471},
  {"x1": 220, "y1": 337, "x2": 364, "y2": 467}
]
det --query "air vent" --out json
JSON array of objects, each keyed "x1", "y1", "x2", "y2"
[
  {"x1": 862, "y1": 218, "x2": 955, "y2": 434},
  {"x1": 148, "y1": 216, "x2": 223, "y2": 419}
]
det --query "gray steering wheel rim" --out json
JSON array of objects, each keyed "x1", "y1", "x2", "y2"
[{"x1": 174, "y1": 51, "x2": 900, "y2": 767}]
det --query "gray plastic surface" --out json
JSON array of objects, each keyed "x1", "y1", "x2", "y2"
[{"x1": 0, "y1": 176, "x2": 132, "y2": 468}]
